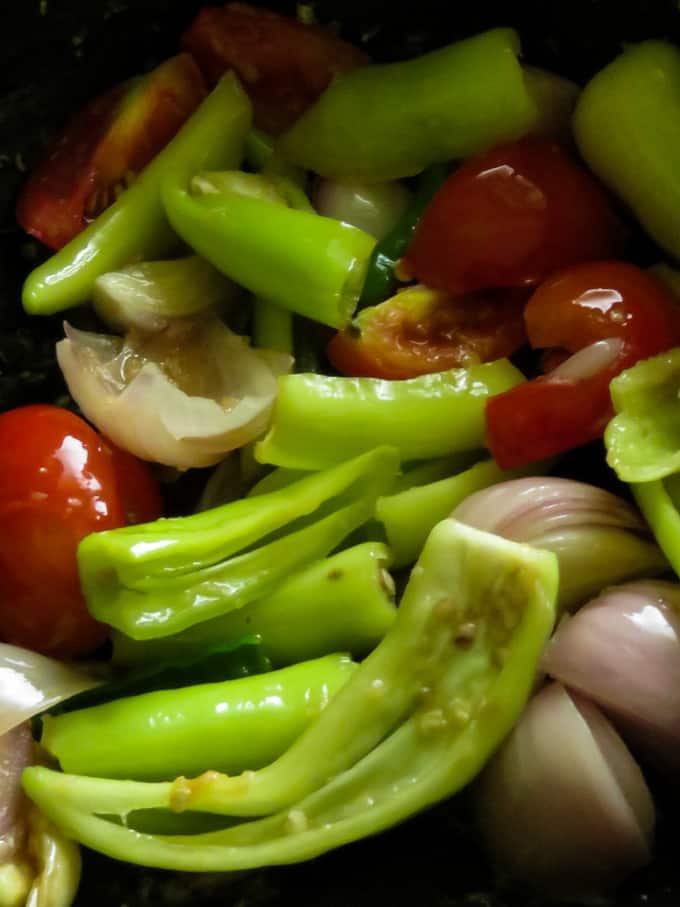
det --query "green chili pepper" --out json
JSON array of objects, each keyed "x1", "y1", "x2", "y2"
[
  {"x1": 23, "y1": 519, "x2": 557, "y2": 869},
  {"x1": 631, "y1": 478, "x2": 680, "y2": 578},
  {"x1": 162, "y1": 185, "x2": 375, "y2": 329},
  {"x1": 22, "y1": 73, "x2": 252, "y2": 316},
  {"x1": 244, "y1": 127, "x2": 306, "y2": 187},
  {"x1": 573, "y1": 40, "x2": 680, "y2": 261},
  {"x1": 41, "y1": 654, "x2": 357, "y2": 782},
  {"x1": 77, "y1": 447, "x2": 399, "y2": 639},
  {"x1": 377, "y1": 458, "x2": 525, "y2": 567},
  {"x1": 358, "y1": 163, "x2": 448, "y2": 308},
  {"x1": 255, "y1": 361, "x2": 524, "y2": 470},
  {"x1": 605, "y1": 348, "x2": 680, "y2": 484},
  {"x1": 112, "y1": 542, "x2": 395, "y2": 669},
  {"x1": 253, "y1": 298, "x2": 295, "y2": 355},
  {"x1": 276, "y1": 29, "x2": 538, "y2": 182}
]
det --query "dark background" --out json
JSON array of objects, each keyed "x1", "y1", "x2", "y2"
[{"x1": 1, "y1": 1, "x2": 680, "y2": 904}]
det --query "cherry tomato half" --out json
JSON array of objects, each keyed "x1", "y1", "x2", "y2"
[
  {"x1": 16, "y1": 54, "x2": 206, "y2": 250},
  {"x1": 403, "y1": 138, "x2": 625, "y2": 296},
  {"x1": 327, "y1": 285, "x2": 528, "y2": 380},
  {"x1": 485, "y1": 261, "x2": 680, "y2": 468},
  {"x1": 0, "y1": 405, "x2": 162, "y2": 657},
  {"x1": 182, "y1": 2, "x2": 368, "y2": 135}
]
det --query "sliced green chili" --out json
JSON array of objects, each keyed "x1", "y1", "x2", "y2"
[
  {"x1": 358, "y1": 163, "x2": 448, "y2": 308},
  {"x1": 41, "y1": 654, "x2": 357, "y2": 781},
  {"x1": 255, "y1": 361, "x2": 524, "y2": 470},
  {"x1": 112, "y1": 543, "x2": 395, "y2": 669},
  {"x1": 253, "y1": 298, "x2": 295, "y2": 355},
  {"x1": 244, "y1": 127, "x2": 306, "y2": 187},
  {"x1": 631, "y1": 477, "x2": 680, "y2": 578},
  {"x1": 77, "y1": 447, "x2": 399, "y2": 639},
  {"x1": 574, "y1": 40, "x2": 680, "y2": 261},
  {"x1": 277, "y1": 28, "x2": 538, "y2": 182},
  {"x1": 162, "y1": 186, "x2": 375, "y2": 329},
  {"x1": 24, "y1": 520, "x2": 557, "y2": 869},
  {"x1": 22, "y1": 73, "x2": 252, "y2": 315}
]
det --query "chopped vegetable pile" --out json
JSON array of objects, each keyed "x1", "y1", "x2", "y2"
[{"x1": 3, "y1": 4, "x2": 680, "y2": 906}]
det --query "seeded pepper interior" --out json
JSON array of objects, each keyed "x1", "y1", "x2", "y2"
[{"x1": 3, "y1": 4, "x2": 680, "y2": 906}]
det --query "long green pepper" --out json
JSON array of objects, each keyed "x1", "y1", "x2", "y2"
[
  {"x1": 22, "y1": 73, "x2": 252, "y2": 315},
  {"x1": 78, "y1": 447, "x2": 399, "y2": 639},
  {"x1": 23, "y1": 520, "x2": 557, "y2": 870},
  {"x1": 256, "y1": 362, "x2": 524, "y2": 470},
  {"x1": 111, "y1": 542, "x2": 396, "y2": 669},
  {"x1": 41, "y1": 655, "x2": 357, "y2": 781}
]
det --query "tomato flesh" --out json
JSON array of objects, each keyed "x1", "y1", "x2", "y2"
[
  {"x1": 486, "y1": 261, "x2": 680, "y2": 468},
  {"x1": 0, "y1": 406, "x2": 162, "y2": 657},
  {"x1": 16, "y1": 54, "x2": 206, "y2": 250},
  {"x1": 327, "y1": 286, "x2": 528, "y2": 380},
  {"x1": 403, "y1": 138, "x2": 625, "y2": 296},
  {"x1": 182, "y1": 3, "x2": 368, "y2": 135}
]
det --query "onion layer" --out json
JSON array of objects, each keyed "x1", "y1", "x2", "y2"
[
  {"x1": 543, "y1": 580, "x2": 680, "y2": 769},
  {"x1": 57, "y1": 318, "x2": 292, "y2": 469},
  {"x1": 476, "y1": 681, "x2": 654, "y2": 896},
  {"x1": 313, "y1": 178, "x2": 411, "y2": 239},
  {"x1": 0, "y1": 643, "x2": 100, "y2": 737}
]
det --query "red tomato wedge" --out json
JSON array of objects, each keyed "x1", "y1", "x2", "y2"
[
  {"x1": 327, "y1": 285, "x2": 528, "y2": 380},
  {"x1": 0, "y1": 406, "x2": 162, "y2": 657},
  {"x1": 16, "y1": 54, "x2": 206, "y2": 250},
  {"x1": 403, "y1": 138, "x2": 625, "y2": 296},
  {"x1": 182, "y1": 3, "x2": 368, "y2": 134},
  {"x1": 486, "y1": 262, "x2": 680, "y2": 468}
]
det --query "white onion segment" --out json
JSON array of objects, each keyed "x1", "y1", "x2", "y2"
[
  {"x1": 0, "y1": 644, "x2": 100, "y2": 737},
  {"x1": 57, "y1": 319, "x2": 293, "y2": 469},
  {"x1": 543, "y1": 581, "x2": 680, "y2": 768},
  {"x1": 476, "y1": 682, "x2": 654, "y2": 896},
  {"x1": 313, "y1": 178, "x2": 411, "y2": 239}
]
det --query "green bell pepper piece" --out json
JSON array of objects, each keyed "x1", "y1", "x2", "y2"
[
  {"x1": 573, "y1": 40, "x2": 680, "y2": 261},
  {"x1": 162, "y1": 185, "x2": 375, "y2": 329},
  {"x1": 111, "y1": 543, "x2": 396, "y2": 669},
  {"x1": 276, "y1": 28, "x2": 538, "y2": 182},
  {"x1": 256, "y1": 360, "x2": 525, "y2": 470},
  {"x1": 41, "y1": 654, "x2": 357, "y2": 782},
  {"x1": 23, "y1": 520, "x2": 556, "y2": 869},
  {"x1": 605, "y1": 348, "x2": 680, "y2": 483},
  {"x1": 77, "y1": 447, "x2": 399, "y2": 639},
  {"x1": 22, "y1": 73, "x2": 252, "y2": 315}
]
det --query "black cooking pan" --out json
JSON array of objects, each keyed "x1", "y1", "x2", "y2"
[{"x1": 1, "y1": 2, "x2": 680, "y2": 904}]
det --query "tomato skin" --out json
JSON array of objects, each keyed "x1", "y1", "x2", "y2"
[
  {"x1": 327, "y1": 286, "x2": 528, "y2": 380},
  {"x1": 486, "y1": 261, "x2": 680, "y2": 468},
  {"x1": 182, "y1": 3, "x2": 368, "y2": 135},
  {"x1": 403, "y1": 138, "x2": 625, "y2": 296},
  {"x1": 16, "y1": 54, "x2": 206, "y2": 250},
  {"x1": 0, "y1": 406, "x2": 162, "y2": 657}
]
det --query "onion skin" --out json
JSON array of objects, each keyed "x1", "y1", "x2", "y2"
[
  {"x1": 0, "y1": 724, "x2": 33, "y2": 861},
  {"x1": 476, "y1": 681, "x2": 654, "y2": 897},
  {"x1": 313, "y1": 179, "x2": 411, "y2": 239},
  {"x1": 543, "y1": 580, "x2": 680, "y2": 769}
]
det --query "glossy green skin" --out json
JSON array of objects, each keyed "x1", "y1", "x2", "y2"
[
  {"x1": 256, "y1": 361, "x2": 525, "y2": 470},
  {"x1": 163, "y1": 186, "x2": 375, "y2": 329},
  {"x1": 23, "y1": 520, "x2": 557, "y2": 870},
  {"x1": 22, "y1": 74, "x2": 252, "y2": 315},
  {"x1": 277, "y1": 28, "x2": 538, "y2": 182},
  {"x1": 111, "y1": 542, "x2": 396, "y2": 669},
  {"x1": 41, "y1": 655, "x2": 357, "y2": 781},
  {"x1": 632, "y1": 479, "x2": 680, "y2": 579},
  {"x1": 574, "y1": 41, "x2": 680, "y2": 262},
  {"x1": 606, "y1": 348, "x2": 680, "y2": 484},
  {"x1": 77, "y1": 447, "x2": 399, "y2": 640}
]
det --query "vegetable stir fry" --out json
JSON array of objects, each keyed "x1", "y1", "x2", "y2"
[{"x1": 2, "y1": 4, "x2": 680, "y2": 906}]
